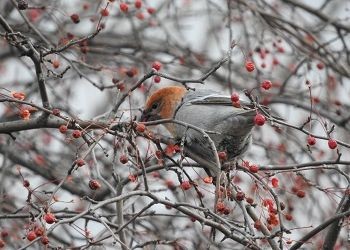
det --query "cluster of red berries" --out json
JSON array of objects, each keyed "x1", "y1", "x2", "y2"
[
  {"x1": 216, "y1": 201, "x2": 231, "y2": 215},
  {"x1": 230, "y1": 92, "x2": 240, "y2": 107}
]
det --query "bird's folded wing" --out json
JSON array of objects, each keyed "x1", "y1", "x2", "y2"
[{"x1": 186, "y1": 94, "x2": 255, "y2": 108}]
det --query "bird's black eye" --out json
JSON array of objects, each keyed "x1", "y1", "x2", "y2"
[{"x1": 151, "y1": 102, "x2": 159, "y2": 110}]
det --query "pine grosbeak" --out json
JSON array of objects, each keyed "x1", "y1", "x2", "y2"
[{"x1": 141, "y1": 86, "x2": 256, "y2": 176}]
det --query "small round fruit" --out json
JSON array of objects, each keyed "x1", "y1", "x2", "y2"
[
  {"x1": 180, "y1": 181, "x2": 191, "y2": 190},
  {"x1": 261, "y1": 80, "x2": 272, "y2": 90},
  {"x1": 152, "y1": 61, "x2": 162, "y2": 71},
  {"x1": 249, "y1": 164, "x2": 259, "y2": 173},
  {"x1": 245, "y1": 61, "x2": 255, "y2": 72},
  {"x1": 27, "y1": 231, "x2": 36, "y2": 241},
  {"x1": 254, "y1": 113, "x2": 266, "y2": 126},
  {"x1": 89, "y1": 179, "x2": 101, "y2": 190},
  {"x1": 119, "y1": 155, "x2": 128, "y2": 164},
  {"x1": 59, "y1": 125, "x2": 68, "y2": 134},
  {"x1": 75, "y1": 159, "x2": 85, "y2": 167},
  {"x1": 72, "y1": 130, "x2": 81, "y2": 138},
  {"x1": 70, "y1": 14, "x2": 80, "y2": 24},
  {"x1": 154, "y1": 75, "x2": 161, "y2": 83},
  {"x1": 307, "y1": 135, "x2": 316, "y2": 146},
  {"x1": 41, "y1": 235, "x2": 49, "y2": 245},
  {"x1": 230, "y1": 92, "x2": 239, "y2": 103},
  {"x1": 296, "y1": 190, "x2": 305, "y2": 198},
  {"x1": 236, "y1": 191, "x2": 245, "y2": 201},
  {"x1": 44, "y1": 213, "x2": 56, "y2": 224},
  {"x1": 135, "y1": 123, "x2": 146, "y2": 133},
  {"x1": 120, "y1": 3, "x2": 128, "y2": 13},
  {"x1": 218, "y1": 151, "x2": 227, "y2": 161},
  {"x1": 328, "y1": 139, "x2": 337, "y2": 149},
  {"x1": 34, "y1": 226, "x2": 44, "y2": 236}
]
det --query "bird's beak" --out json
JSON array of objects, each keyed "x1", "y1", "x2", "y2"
[
  {"x1": 140, "y1": 110, "x2": 150, "y2": 122},
  {"x1": 140, "y1": 109, "x2": 161, "y2": 122}
]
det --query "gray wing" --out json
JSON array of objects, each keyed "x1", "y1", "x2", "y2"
[
  {"x1": 173, "y1": 90, "x2": 256, "y2": 175},
  {"x1": 183, "y1": 89, "x2": 254, "y2": 108}
]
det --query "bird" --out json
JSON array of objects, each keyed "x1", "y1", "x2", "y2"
[{"x1": 141, "y1": 86, "x2": 257, "y2": 177}]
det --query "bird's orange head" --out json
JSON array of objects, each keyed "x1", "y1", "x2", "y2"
[{"x1": 141, "y1": 86, "x2": 187, "y2": 122}]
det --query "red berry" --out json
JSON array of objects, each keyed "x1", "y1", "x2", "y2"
[
  {"x1": 12, "y1": 91, "x2": 26, "y2": 100},
  {"x1": 155, "y1": 150, "x2": 162, "y2": 159},
  {"x1": 23, "y1": 179, "x2": 30, "y2": 187},
  {"x1": 152, "y1": 171, "x2": 160, "y2": 178},
  {"x1": 245, "y1": 61, "x2": 255, "y2": 72},
  {"x1": 27, "y1": 231, "x2": 36, "y2": 241},
  {"x1": 117, "y1": 83, "x2": 125, "y2": 91},
  {"x1": 52, "y1": 59, "x2": 60, "y2": 69},
  {"x1": 254, "y1": 113, "x2": 266, "y2": 126},
  {"x1": 165, "y1": 179, "x2": 175, "y2": 190},
  {"x1": 328, "y1": 139, "x2": 337, "y2": 149},
  {"x1": 307, "y1": 135, "x2": 316, "y2": 146},
  {"x1": 135, "y1": 0, "x2": 142, "y2": 9},
  {"x1": 261, "y1": 80, "x2": 272, "y2": 90},
  {"x1": 216, "y1": 202, "x2": 225, "y2": 212},
  {"x1": 223, "y1": 207, "x2": 231, "y2": 215},
  {"x1": 128, "y1": 174, "x2": 137, "y2": 182},
  {"x1": 126, "y1": 69, "x2": 135, "y2": 78},
  {"x1": 136, "y1": 123, "x2": 146, "y2": 133},
  {"x1": 249, "y1": 164, "x2": 259, "y2": 173},
  {"x1": 89, "y1": 179, "x2": 101, "y2": 190},
  {"x1": 34, "y1": 226, "x2": 44, "y2": 236},
  {"x1": 0, "y1": 239, "x2": 4, "y2": 248},
  {"x1": 44, "y1": 213, "x2": 56, "y2": 224},
  {"x1": 70, "y1": 14, "x2": 80, "y2": 24},
  {"x1": 147, "y1": 7, "x2": 155, "y2": 14},
  {"x1": 136, "y1": 12, "x2": 145, "y2": 20},
  {"x1": 246, "y1": 197, "x2": 254, "y2": 204},
  {"x1": 152, "y1": 61, "x2": 162, "y2": 71},
  {"x1": 218, "y1": 151, "x2": 227, "y2": 161},
  {"x1": 254, "y1": 220, "x2": 261, "y2": 230},
  {"x1": 203, "y1": 176, "x2": 213, "y2": 184},
  {"x1": 100, "y1": 8, "x2": 109, "y2": 17},
  {"x1": 41, "y1": 235, "x2": 49, "y2": 245},
  {"x1": 154, "y1": 75, "x2": 161, "y2": 83},
  {"x1": 1, "y1": 230, "x2": 8, "y2": 238},
  {"x1": 75, "y1": 158, "x2": 85, "y2": 167},
  {"x1": 296, "y1": 190, "x2": 305, "y2": 198},
  {"x1": 180, "y1": 181, "x2": 191, "y2": 190},
  {"x1": 277, "y1": 46, "x2": 285, "y2": 53},
  {"x1": 119, "y1": 155, "x2": 128, "y2": 164},
  {"x1": 316, "y1": 62, "x2": 324, "y2": 70},
  {"x1": 236, "y1": 191, "x2": 245, "y2": 201},
  {"x1": 120, "y1": 3, "x2": 129, "y2": 13},
  {"x1": 285, "y1": 214, "x2": 293, "y2": 221},
  {"x1": 232, "y1": 100, "x2": 240, "y2": 108},
  {"x1": 72, "y1": 130, "x2": 81, "y2": 138},
  {"x1": 20, "y1": 109, "x2": 30, "y2": 120},
  {"x1": 59, "y1": 125, "x2": 68, "y2": 134},
  {"x1": 52, "y1": 108, "x2": 60, "y2": 116},
  {"x1": 271, "y1": 177, "x2": 279, "y2": 188},
  {"x1": 230, "y1": 92, "x2": 239, "y2": 103}
]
